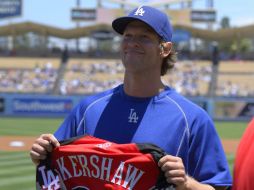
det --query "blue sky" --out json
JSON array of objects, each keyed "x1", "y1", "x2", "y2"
[{"x1": 1, "y1": 0, "x2": 254, "y2": 29}]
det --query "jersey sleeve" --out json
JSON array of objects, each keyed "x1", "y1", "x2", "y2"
[
  {"x1": 54, "y1": 104, "x2": 82, "y2": 141},
  {"x1": 53, "y1": 90, "x2": 112, "y2": 141},
  {"x1": 188, "y1": 113, "x2": 232, "y2": 187}
]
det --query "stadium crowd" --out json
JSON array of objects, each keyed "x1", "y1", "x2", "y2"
[
  {"x1": 163, "y1": 60, "x2": 212, "y2": 96},
  {"x1": 0, "y1": 58, "x2": 254, "y2": 97},
  {"x1": 0, "y1": 61, "x2": 58, "y2": 93},
  {"x1": 59, "y1": 60, "x2": 124, "y2": 95}
]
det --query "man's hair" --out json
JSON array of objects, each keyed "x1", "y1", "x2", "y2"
[{"x1": 160, "y1": 42, "x2": 177, "y2": 76}]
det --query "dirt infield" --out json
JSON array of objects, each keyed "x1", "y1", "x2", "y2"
[
  {"x1": 0, "y1": 136, "x2": 239, "y2": 154},
  {"x1": 0, "y1": 136, "x2": 37, "y2": 151}
]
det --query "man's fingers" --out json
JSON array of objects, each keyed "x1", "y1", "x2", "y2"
[
  {"x1": 165, "y1": 169, "x2": 186, "y2": 178},
  {"x1": 36, "y1": 139, "x2": 53, "y2": 152},
  {"x1": 41, "y1": 134, "x2": 60, "y2": 147},
  {"x1": 158, "y1": 154, "x2": 187, "y2": 187},
  {"x1": 160, "y1": 161, "x2": 185, "y2": 172},
  {"x1": 158, "y1": 155, "x2": 179, "y2": 166},
  {"x1": 30, "y1": 150, "x2": 47, "y2": 166},
  {"x1": 30, "y1": 133, "x2": 59, "y2": 166},
  {"x1": 30, "y1": 150, "x2": 47, "y2": 160},
  {"x1": 166, "y1": 176, "x2": 186, "y2": 186},
  {"x1": 31, "y1": 143, "x2": 48, "y2": 155}
]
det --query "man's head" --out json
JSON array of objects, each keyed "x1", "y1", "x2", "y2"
[{"x1": 112, "y1": 6, "x2": 177, "y2": 76}]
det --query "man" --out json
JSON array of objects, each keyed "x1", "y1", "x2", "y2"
[
  {"x1": 233, "y1": 118, "x2": 254, "y2": 190},
  {"x1": 30, "y1": 6, "x2": 232, "y2": 190}
]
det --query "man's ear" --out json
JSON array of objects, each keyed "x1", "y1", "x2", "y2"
[{"x1": 160, "y1": 42, "x2": 172, "y2": 58}]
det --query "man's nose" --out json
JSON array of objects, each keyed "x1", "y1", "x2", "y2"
[{"x1": 124, "y1": 36, "x2": 140, "y2": 43}]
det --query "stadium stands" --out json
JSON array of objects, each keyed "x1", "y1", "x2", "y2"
[
  {"x1": 215, "y1": 61, "x2": 254, "y2": 96},
  {"x1": 162, "y1": 61, "x2": 212, "y2": 96},
  {"x1": 59, "y1": 59, "x2": 124, "y2": 94},
  {"x1": 0, "y1": 57, "x2": 254, "y2": 97},
  {"x1": 0, "y1": 58, "x2": 60, "y2": 93},
  {"x1": 62, "y1": 59, "x2": 212, "y2": 96},
  {"x1": 216, "y1": 74, "x2": 254, "y2": 96},
  {"x1": 0, "y1": 58, "x2": 60, "y2": 69},
  {"x1": 219, "y1": 61, "x2": 254, "y2": 73}
]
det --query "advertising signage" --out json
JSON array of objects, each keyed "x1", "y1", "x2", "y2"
[
  {"x1": 12, "y1": 98, "x2": 73, "y2": 114},
  {"x1": 0, "y1": 0, "x2": 22, "y2": 19},
  {"x1": 191, "y1": 9, "x2": 216, "y2": 22},
  {"x1": 71, "y1": 8, "x2": 96, "y2": 21}
]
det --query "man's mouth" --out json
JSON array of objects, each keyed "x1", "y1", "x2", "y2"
[{"x1": 125, "y1": 50, "x2": 144, "y2": 55}]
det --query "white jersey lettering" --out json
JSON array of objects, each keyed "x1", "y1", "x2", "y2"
[
  {"x1": 100, "y1": 157, "x2": 113, "y2": 181},
  {"x1": 69, "y1": 156, "x2": 82, "y2": 177},
  {"x1": 77, "y1": 155, "x2": 91, "y2": 177},
  {"x1": 56, "y1": 156, "x2": 72, "y2": 180},
  {"x1": 111, "y1": 161, "x2": 125, "y2": 185},
  {"x1": 90, "y1": 155, "x2": 100, "y2": 178},
  {"x1": 122, "y1": 164, "x2": 144, "y2": 190}
]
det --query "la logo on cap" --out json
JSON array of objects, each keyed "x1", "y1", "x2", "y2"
[{"x1": 134, "y1": 6, "x2": 145, "y2": 16}]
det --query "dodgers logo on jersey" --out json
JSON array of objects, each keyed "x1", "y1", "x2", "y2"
[
  {"x1": 37, "y1": 165, "x2": 61, "y2": 190},
  {"x1": 128, "y1": 108, "x2": 139, "y2": 123},
  {"x1": 95, "y1": 142, "x2": 112, "y2": 149},
  {"x1": 134, "y1": 6, "x2": 145, "y2": 16}
]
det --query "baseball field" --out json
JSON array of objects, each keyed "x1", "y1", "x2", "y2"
[{"x1": 0, "y1": 117, "x2": 248, "y2": 190}]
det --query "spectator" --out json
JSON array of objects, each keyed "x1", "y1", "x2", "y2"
[
  {"x1": 61, "y1": 45, "x2": 69, "y2": 64},
  {"x1": 233, "y1": 118, "x2": 254, "y2": 190}
]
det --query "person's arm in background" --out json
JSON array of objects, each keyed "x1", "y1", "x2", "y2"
[{"x1": 232, "y1": 118, "x2": 254, "y2": 190}]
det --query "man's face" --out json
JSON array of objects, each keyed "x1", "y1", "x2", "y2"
[{"x1": 120, "y1": 20, "x2": 162, "y2": 74}]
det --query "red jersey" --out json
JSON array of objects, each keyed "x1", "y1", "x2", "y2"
[
  {"x1": 233, "y1": 118, "x2": 254, "y2": 190},
  {"x1": 36, "y1": 135, "x2": 173, "y2": 190}
]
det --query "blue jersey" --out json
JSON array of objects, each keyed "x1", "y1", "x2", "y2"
[{"x1": 54, "y1": 84, "x2": 232, "y2": 187}]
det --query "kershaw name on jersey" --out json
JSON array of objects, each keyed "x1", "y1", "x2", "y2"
[{"x1": 36, "y1": 135, "x2": 172, "y2": 190}]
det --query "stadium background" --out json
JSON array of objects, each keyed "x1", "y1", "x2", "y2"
[{"x1": 0, "y1": 0, "x2": 253, "y2": 189}]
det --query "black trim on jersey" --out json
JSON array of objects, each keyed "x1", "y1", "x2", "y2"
[
  {"x1": 58, "y1": 134, "x2": 89, "y2": 145},
  {"x1": 137, "y1": 143, "x2": 175, "y2": 189}
]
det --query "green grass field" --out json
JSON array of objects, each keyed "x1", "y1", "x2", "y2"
[{"x1": 0, "y1": 117, "x2": 249, "y2": 190}]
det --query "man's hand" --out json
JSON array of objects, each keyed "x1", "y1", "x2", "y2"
[
  {"x1": 158, "y1": 155, "x2": 218, "y2": 190},
  {"x1": 30, "y1": 134, "x2": 60, "y2": 166},
  {"x1": 158, "y1": 155, "x2": 187, "y2": 189}
]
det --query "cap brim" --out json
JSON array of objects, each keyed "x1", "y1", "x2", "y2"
[{"x1": 112, "y1": 17, "x2": 142, "y2": 35}]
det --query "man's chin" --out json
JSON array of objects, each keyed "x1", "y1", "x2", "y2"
[{"x1": 125, "y1": 52, "x2": 143, "y2": 57}]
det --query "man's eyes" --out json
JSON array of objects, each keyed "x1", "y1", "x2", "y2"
[
  {"x1": 123, "y1": 34, "x2": 132, "y2": 39},
  {"x1": 140, "y1": 35, "x2": 149, "y2": 39},
  {"x1": 122, "y1": 34, "x2": 152, "y2": 43}
]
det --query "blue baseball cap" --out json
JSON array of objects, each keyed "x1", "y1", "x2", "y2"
[{"x1": 112, "y1": 6, "x2": 173, "y2": 42}]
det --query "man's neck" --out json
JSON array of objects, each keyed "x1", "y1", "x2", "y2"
[{"x1": 123, "y1": 73, "x2": 165, "y2": 97}]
